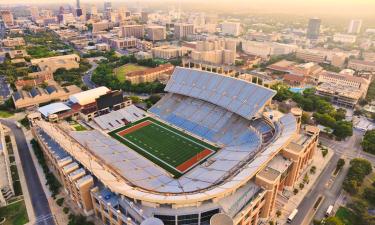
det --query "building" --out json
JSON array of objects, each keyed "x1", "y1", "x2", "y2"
[
  {"x1": 306, "y1": 18, "x2": 321, "y2": 40},
  {"x1": 60, "y1": 13, "x2": 75, "y2": 25},
  {"x1": 7, "y1": 49, "x2": 29, "y2": 59},
  {"x1": 348, "y1": 59, "x2": 375, "y2": 72},
  {"x1": 2, "y1": 37, "x2": 25, "y2": 47},
  {"x1": 296, "y1": 49, "x2": 326, "y2": 63},
  {"x1": 174, "y1": 23, "x2": 194, "y2": 40},
  {"x1": 191, "y1": 39, "x2": 237, "y2": 65},
  {"x1": 0, "y1": 10, "x2": 14, "y2": 28},
  {"x1": 221, "y1": 21, "x2": 241, "y2": 36},
  {"x1": 92, "y1": 21, "x2": 112, "y2": 33},
  {"x1": 68, "y1": 87, "x2": 132, "y2": 121},
  {"x1": 125, "y1": 64, "x2": 174, "y2": 84},
  {"x1": 141, "y1": 11, "x2": 148, "y2": 22},
  {"x1": 95, "y1": 43, "x2": 110, "y2": 51},
  {"x1": 120, "y1": 25, "x2": 144, "y2": 38},
  {"x1": 12, "y1": 85, "x2": 81, "y2": 109},
  {"x1": 348, "y1": 19, "x2": 362, "y2": 34},
  {"x1": 242, "y1": 41, "x2": 298, "y2": 59},
  {"x1": 0, "y1": 123, "x2": 16, "y2": 206},
  {"x1": 333, "y1": 33, "x2": 357, "y2": 44},
  {"x1": 29, "y1": 6, "x2": 39, "y2": 20},
  {"x1": 145, "y1": 25, "x2": 166, "y2": 41},
  {"x1": 30, "y1": 67, "x2": 320, "y2": 225},
  {"x1": 31, "y1": 54, "x2": 80, "y2": 73},
  {"x1": 152, "y1": 45, "x2": 187, "y2": 59},
  {"x1": 106, "y1": 37, "x2": 137, "y2": 50},
  {"x1": 15, "y1": 71, "x2": 53, "y2": 90},
  {"x1": 316, "y1": 71, "x2": 370, "y2": 107},
  {"x1": 331, "y1": 53, "x2": 347, "y2": 68}
]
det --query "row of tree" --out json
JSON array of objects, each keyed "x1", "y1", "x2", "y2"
[{"x1": 272, "y1": 84, "x2": 353, "y2": 139}]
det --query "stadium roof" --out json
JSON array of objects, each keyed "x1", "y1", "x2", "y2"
[
  {"x1": 38, "y1": 102, "x2": 71, "y2": 117},
  {"x1": 165, "y1": 67, "x2": 276, "y2": 119},
  {"x1": 69, "y1": 86, "x2": 109, "y2": 105}
]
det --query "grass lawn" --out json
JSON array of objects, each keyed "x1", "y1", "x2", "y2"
[
  {"x1": 73, "y1": 124, "x2": 87, "y2": 131},
  {"x1": 335, "y1": 207, "x2": 358, "y2": 225},
  {"x1": 0, "y1": 200, "x2": 29, "y2": 225},
  {"x1": 113, "y1": 64, "x2": 147, "y2": 82},
  {"x1": 109, "y1": 117, "x2": 219, "y2": 177},
  {"x1": 0, "y1": 110, "x2": 13, "y2": 118}
]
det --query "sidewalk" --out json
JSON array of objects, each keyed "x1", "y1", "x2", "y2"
[
  {"x1": 276, "y1": 147, "x2": 334, "y2": 224},
  {"x1": 24, "y1": 129, "x2": 70, "y2": 225},
  {"x1": 6, "y1": 126, "x2": 35, "y2": 225}
]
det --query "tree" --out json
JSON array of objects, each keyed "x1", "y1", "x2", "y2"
[
  {"x1": 363, "y1": 187, "x2": 375, "y2": 205},
  {"x1": 325, "y1": 217, "x2": 344, "y2": 225},
  {"x1": 333, "y1": 121, "x2": 353, "y2": 140},
  {"x1": 362, "y1": 130, "x2": 375, "y2": 155},
  {"x1": 336, "y1": 158, "x2": 345, "y2": 171}
]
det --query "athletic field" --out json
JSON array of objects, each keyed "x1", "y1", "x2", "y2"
[{"x1": 108, "y1": 117, "x2": 219, "y2": 177}]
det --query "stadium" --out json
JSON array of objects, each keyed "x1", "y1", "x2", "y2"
[{"x1": 31, "y1": 67, "x2": 320, "y2": 225}]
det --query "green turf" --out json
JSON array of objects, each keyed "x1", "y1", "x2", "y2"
[
  {"x1": 0, "y1": 200, "x2": 29, "y2": 225},
  {"x1": 335, "y1": 207, "x2": 357, "y2": 225},
  {"x1": 109, "y1": 117, "x2": 219, "y2": 177},
  {"x1": 113, "y1": 64, "x2": 147, "y2": 82}
]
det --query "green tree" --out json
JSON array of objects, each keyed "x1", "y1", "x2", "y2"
[
  {"x1": 325, "y1": 217, "x2": 344, "y2": 225},
  {"x1": 362, "y1": 130, "x2": 375, "y2": 155},
  {"x1": 333, "y1": 121, "x2": 353, "y2": 140}
]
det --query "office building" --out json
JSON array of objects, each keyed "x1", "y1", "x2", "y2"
[
  {"x1": 296, "y1": 49, "x2": 326, "y2": 63},
  {"x1": 124, "y1": 64, "x2": 174, "y2": 84},
  {"x1": 221, "y1": 21, "x2": 241, "y2": 36},
  {"x1": 29, "y1": 6, "x2": 39, "y2": 20},
  {"x1": 120, "y1": 25, "x2": 144, "y2": 38},
  {"x1": 306, "y1": 18, "x2": 321, "y2": 40},
  {"x1": 348, "y1": 19, "x2": 362, "y2": 34},
  {"x1": 145, "y1": 25, "x2": 166, "y2": 41},
  {"x1": 2, "y1": 37, "x2": 25, "y2": 47},
  {"x1": 30, "y1": 67, "x2": 320, "y2": 225},
  {"x1": 174, "y1": 23, "x2": 194, "y2": 39}
]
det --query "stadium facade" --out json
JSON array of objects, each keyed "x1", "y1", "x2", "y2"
[{"x1": 30, "y1": 67, "x2": 319, "y2": 225}]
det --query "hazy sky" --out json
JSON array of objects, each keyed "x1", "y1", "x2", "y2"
[{"x1": 1, "y1": 0, "x2": 374, "y2": 18}]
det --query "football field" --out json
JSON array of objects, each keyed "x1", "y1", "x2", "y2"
[{"x1": 109, "y1": 117, "x2": 219, "y2": 177}]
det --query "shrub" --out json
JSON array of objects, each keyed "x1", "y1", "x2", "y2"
[
  {"x1": 63, "y1": 207, "x2": 69, "y2": 214},
  {"x1": 56, "y1": 198, "x2": 64, "y2": 206}
]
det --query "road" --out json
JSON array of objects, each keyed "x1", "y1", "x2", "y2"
[
  {"x1": 82, "y1": 59, "x2": 98, "y2": 89},
  {"x1": 0, "y1": 119, "x2": 55, "y2": 225},
  {"x1": 290, "y1": 129, "x2": 366, "y2": 225}
]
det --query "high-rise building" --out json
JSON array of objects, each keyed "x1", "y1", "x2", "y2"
[
  {"x1": 348, "y1": 19, "x2": 362, "y2": 34},
  {"x1": 76, "y1": 0, "x2": 82, "y2": 17},
  {"x1": 306, "y1": 18, "x2": 321, "y2": 40},
  {"x1": 221, "y1": 21, "x2": 241, "y2": 36},
  {"x1": 0, "y1": 10, "x2": 14, "y2": 28},
  {"x1": 29, "y1": 6, "x2": 39, "y2": 20},
  {"x1": 174, "y1": 23, "x2": 194, "y2": 40},
  {"x1": 104, "y1": 1, "x2": 112, "y2": 11},
  {"x1": 141, "y1": 11, "x2": 148, "y2": 23}
]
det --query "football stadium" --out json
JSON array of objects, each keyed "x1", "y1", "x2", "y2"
[{"x1": 31, "y1": 67, "x2": 320, "y2": 225}]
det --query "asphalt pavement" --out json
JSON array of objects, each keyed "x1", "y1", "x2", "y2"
[{"x1": 0, "y1": 119, "x2": 55, "y2": 225}]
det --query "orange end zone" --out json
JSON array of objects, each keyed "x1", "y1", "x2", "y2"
[
  {"x1": 117, "y1": 121, "x2": 152, "y2": 136},
  {"x1": 176, "y1": 149, "x2": 213, "y2": 173}
]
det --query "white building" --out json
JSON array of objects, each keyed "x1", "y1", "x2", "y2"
[
  {"x1": 241, "y1": 41, "x2": 297, "y2": 58},
  {"x1": 221, "y1": 21, "x2": 241, "y2": 36},
  {"x1": 333, "y1": 33, "x2": 357, "y2": 44},
  {"x1": 348, "y1": 19, "x2": 362, "y2": 34}
]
